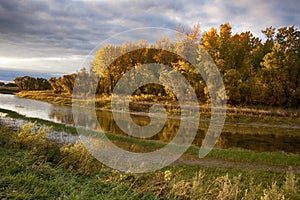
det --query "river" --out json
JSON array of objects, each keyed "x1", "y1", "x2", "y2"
[{"x1": 0, "y1": 93, "x2": 299, "y2": 154}]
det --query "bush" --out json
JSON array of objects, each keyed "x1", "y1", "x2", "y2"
[
  {"x1": 12, "y1": 122, "x2": 50, "y2": 150},
  {"x1": 0, "y1": 124, "x2": 14, "y2": 146},
  {"x1": 60, "y1": 141, "x2": 102, "y2": 175}
]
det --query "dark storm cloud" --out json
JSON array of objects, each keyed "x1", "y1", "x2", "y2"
[
  {"x1": 0, "y1": 0, "x2": 182, "y2": 57},
  {"x1": 0, "y1": 1, "x2": 105, "y2": 52},
  {"x1": 0, "y1": 0, "x2": 299, "y2": 74}
]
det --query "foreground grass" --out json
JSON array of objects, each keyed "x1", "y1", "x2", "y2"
[
  {"x1": 0, "y1": 124, "x2": 155, "y2": 199},
  {"x1": 0, "y1": 120, "x2": 299, "y2": 199},
  {"x1": 0, "y1": 146, "x2": 141, "y2": 199}
]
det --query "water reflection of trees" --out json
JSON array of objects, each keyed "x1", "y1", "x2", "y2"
[
  {"x1": 96, "y1": 110, "x2": 178, "y2": 141},
  {"x1": 49, "y1": 106, "x2": 74, "y2": 124},
  {"x1": 48, "y1": 106, "x2": 202, "y2": 144},
  {"x1": 96, "y1": 110, "x2": 207, "y2": 145},
  {"x1": 49, "y1": 107, "x2": 300, "y2": 154}
]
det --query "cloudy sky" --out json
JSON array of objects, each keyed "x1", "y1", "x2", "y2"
[{"x1": 0, "y1": 0, "x2": 299, "y2": 80}]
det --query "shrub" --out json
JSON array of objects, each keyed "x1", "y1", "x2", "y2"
[
  {"x1": 12, "y1": 122, "x2": 50, "y2": 150},
  {"x1": 283, "y1": 170, "x2": 300, "y2": 199},
  {"x1": 60, "y1": 141, "x2": 101, "y2": 175}
]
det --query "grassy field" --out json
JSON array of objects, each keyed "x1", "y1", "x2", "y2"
[
  {"x1": 3, "y1": 91, "x2": 299, "y2": 198},
  {"x1": 1, "y1": 107, "x2": 300, "y2": 199},
  {"x1": 0, "y1": 120, "x2": 299, "y2": 199}
]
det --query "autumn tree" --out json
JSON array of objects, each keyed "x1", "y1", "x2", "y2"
[
  {"x1": 70, "y1": 23, "x2": 300, "y2": 108},
  {"x1": 260, "y1": 26, "x2": 300, "y2": 107},
  {"x1": 14, "y1": 76, "x2": 51, "y2": 91},
  {"x1": 48, "y1": 74, "x2": 76, "y2": 95},
  {"x1": 202, "y1": 23, "x2": 263, "y2": 105},
  {"x1": 49, "y1": 77, "x2": 63, "y2": 94}
]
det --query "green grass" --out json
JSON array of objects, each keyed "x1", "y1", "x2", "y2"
[
  {"x1": 0, "y1": 146, "x2": 154, "y2": 200},
  {"x1": 206, "y1": 148, "x2": 300, "y2": 166},
  {"x1": 0, "y1": 123, "x2": 299, "y2": 199},
  {"x1": 2, "y1": 90, "x2": 299, "y2": 198},
  {"x1": 0, "y1": 124, "x2": 156, "y2": 199}
]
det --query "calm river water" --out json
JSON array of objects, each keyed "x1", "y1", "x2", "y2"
[{"x1": 0, "y1": 93, "x2": 299, "y2": 154}]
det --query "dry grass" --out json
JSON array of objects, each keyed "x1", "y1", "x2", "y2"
[{"x1": 1, "y1": 121, "x2": 299, "y2": 199}]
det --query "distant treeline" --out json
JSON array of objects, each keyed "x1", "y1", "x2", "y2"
[
  {"x1": 14, "y1": 23, "x2": 300, "y2": 108},
  {"x1": 14, "y1": 76, "x2": 51, "y2": 91},
  {"x1": 0, "y1": 82, "x2": 18, "y2": 87}
]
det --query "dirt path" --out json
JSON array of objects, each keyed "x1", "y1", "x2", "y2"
[{"x1": 176, "y1": 157, "x2": 300, "y2": 174}]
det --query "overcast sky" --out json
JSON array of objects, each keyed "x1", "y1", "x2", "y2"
[{"x1": 0, "y1": 0, "x2": 299, "y2": 77}]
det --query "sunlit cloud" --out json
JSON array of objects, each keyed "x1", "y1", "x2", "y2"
[
  {"x1": 0, "y1": 56, "x2": 83, "y2": 63},
  {"x1": 0, "y1": 56, "x2": 85, "y2": 73}
]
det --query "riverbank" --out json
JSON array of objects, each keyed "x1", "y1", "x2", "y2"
[
  {"x1": 0, "y1": 110, "x2": 299, "y2": 199},
  {"x1": 0, "y1": 86, "x2": 19, "y2": 94},
  {"x1": 2, "y1": 92, "x2": 300, "y2": 154},
  {"x1": 17, "y1": 90, "x2": 72, "y2": 106},
  {"x1": 17, "y1": 90, "x2": 300, "y2": 117},
  {"x1": 16, "y1": 90, "x2": 300, "y2": 137}
]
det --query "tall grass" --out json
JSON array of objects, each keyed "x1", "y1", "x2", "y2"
[{"x1": 0, "y1": 121, "x2": 299, "y2": 199}]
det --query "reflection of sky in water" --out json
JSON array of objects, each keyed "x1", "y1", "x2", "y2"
[
  {"x1": 0, "y1": 93, "x2": 72, "y2": 124},
  {"x1": 1, "y1": 94, "x2": 299, "y2": 153}
]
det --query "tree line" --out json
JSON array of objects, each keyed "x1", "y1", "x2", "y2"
[
  {"x1": 14, "y1": 23, "x2": 300, "y2": 108},
  {"x1": 14, "y1": 69, "x2": 89, "y2": 94},
  {"x1": 14, "y1": 76, "x2": 51, "y2": 91},
  {"x1": 0, "y1": 82, "x2": 18, "y2": 87}
]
